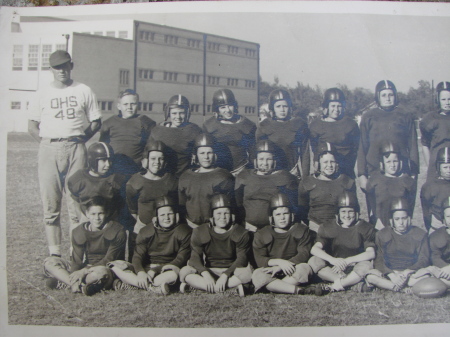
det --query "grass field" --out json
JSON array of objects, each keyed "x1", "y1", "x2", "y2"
[{"x1": 5, "y1": 131, "x2": 450, "y2": 328}]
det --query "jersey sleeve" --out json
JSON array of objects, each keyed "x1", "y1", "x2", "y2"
[
  {"x1": 407, "y1": 116, "x2": 420, "y2": 175},
  {"x1": 419, "y1": 114, "x2": 433, "y2": 148},
  {"x1": 297, "y1": 181, "x2": 310, "y2": 223},
  {"x1": 132, "y1": 227, "x2": 154, "y2": 273},
  {"x1": 166, "y1": 227, "x2": 192, "y2": 269},
  {"x1": 98, "y1": 119, "x2": 111, "y2": 144},
  {"x1": 70, "y1": 230, "x2": 86, "y2": 272},
  {"x1": 288, "y1": 227, "x2": 313, "y2": 264},
  {"x1": 408, "y1": 232, "x2": 430, "y2": 271},
  {"x1": 125, "y1": 177, "x2": 139, "y2": 215},
  {"x1": 357, "y1": 115, "x2": 370, "y2": 177},
  {"x1": 252, "y1": 230, "x2": 271, "y2": 268},
  {"x1": 93, "y1": 227, "x2": 127, "y2": 267},
  {"x1": 373, "y1": 232, "x2": 394, "y2": 275},
  {"x1": 430, "y1": 232, "x2": 449, "y2": 268},
  {"x1": 189, "y1": 229, "x2": 208, "y2": 274},
  {"x1": 420, "y1": 182, "x2": 433, "y2": 231},
  {"x1": 224, "y1": 229, "x2": 250, "y2": 277}
]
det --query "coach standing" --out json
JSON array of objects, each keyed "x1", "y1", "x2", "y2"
[{"x1": 28, "y1": 50, "x2": 102, "y2": 257}]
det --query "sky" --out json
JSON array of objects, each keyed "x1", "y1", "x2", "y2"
[{"x1": 6, "y1": 2, "x2": 450, "y2": 93}]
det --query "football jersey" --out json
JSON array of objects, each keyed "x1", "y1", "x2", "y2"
[
  {"x1": 429, "y1": 227, "x2": 450, "y2": 268},
  {"x1": 420, "y1": 178, "x2": 450, "y2": 230}
]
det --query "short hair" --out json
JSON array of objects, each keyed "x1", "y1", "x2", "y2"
[
  {"x1": 118, "y1": 89, "x2": 139, "y2": 101},
  {"x1": 85, "y1": 196, "x2": 108, "y2": 212}
]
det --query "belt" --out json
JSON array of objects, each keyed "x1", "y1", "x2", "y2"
[{"x1": 46, "y1": 136, "x2": 85, "y2": 143}]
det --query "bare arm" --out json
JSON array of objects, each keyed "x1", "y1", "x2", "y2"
[
  {"x1": 28, "y1": 120, "x2": 41, "y2": 143},
  {"x1": 422, "y1": 145, "x2": 430, "y2": 168},
  {"x1": 345, "y1": 247, "x2": 375, "y2": 265}
]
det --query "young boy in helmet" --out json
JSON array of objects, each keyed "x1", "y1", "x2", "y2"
[
  {"x1": 365, "y1": 198, "x2": 432, "y2": 292},
  {"x1": 420, "y1": 81, "x2": 450, "y2": 181},
  {"x1": 203, "y1": 88, "x2": 256, "y2": 176},
  {"x1": 108, "y1": 196, "x2": 191, "y2": 295},
  {"x1": 44, "y1": 196, "x2": 126, "y2": 296},
  {"x1": 179, "y1": 194, "x2": 252, "y2": 296},
  {"x1": 420, "y1": 147, "x2": 450, "y2": 232},
  {"x1": 149, "y1": 95, "x2": 202, "y2": 178},
  {"x1": 256, "y1": 89, "x2": 310, "y2": 178},
  {"x1": 309, "y1": 88, "x2": 360, "y2": 179},
  {"x1": 68, "y1": 142, "x2": 126, "y2": 231},
  {"x1": 235, "y1": 139, "x2": 298, "y2": 232},
  {"x1": 366, "y1": 141, "x2": 416, "y2": 230},
  {"x1": 100, "y1": 89, "x2": 156, "y2": 177},
  {"x1": 252, "y1": 193, "x2": 323, "y2": 295},
  {"x1": 178, "y1": 134, "x2": 235, "y2": 228},
  {"x1": 309, "y1": 191, "x2": 376, "y2": 292},
  {"x1": 298, "y1": 143, "x2": 355, "y2": 233},
  {"x1": 358, "y1": 80, "x2": 419, "y2": 194},
  {"x1": 126, "y1": 140, "x2": 178, "y2": 234},
  {"x1": 429, "y1": 197, "x2": 450, "y2": 287}
]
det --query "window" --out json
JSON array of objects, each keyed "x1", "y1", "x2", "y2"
[
  {"x1": 55, "y1": 44, "x2": 66, "y2": 51},
  {"x1": 98, "y1": 101, "x2": 113, "y2": 112},
  {"x1": 164, "y1": 35, "x2": 178, "y2": 45},
  {"x1": 208, "y1": 42, "x2": 220, "y2": 51},
  {"x1": 207, "y1": 105, "x2": 212, "y2": 113},
  {"x1": 187, "y1": 38, "x2": 201, "y2": 48},
  {"x1": 140, "y1": 30, "x2": 155, "y2": 41},
  {"x1": 41, "y1": 44, "x2": 52, "y2": 70},
  {"x1": 245, "y1": 48, "x2": 256, "y2": 57},
  {"x1": 11, "y1": 101, "x2": 21, "y2": 110},
  {"x1": 187, "y1": 74, "x2": 200, "y2": 84},
  {"x1": 191, "y1": 104, "x2": 200, "y2": 113},
  {"x1": 120, "y1": 70, "x2": 129, "y2": 86},
  {"x1": 94, "y1": 31, "x2": 103, "y2": 36},
  {"x1": 208, "y1": 76, "x2": 220, "y2": 85},
  {"x1": 227, "y1": 45, "x2": 238, "y2": 54},
  {"x1": 28, "y1": 45, "x2": 39, "y2": 71},
  {"x1": 164, "y1": 72, "x2": 178, "y2": 82},
  {"x1": 118, "y1": 31, "x2": 128, "y2": 39},
  {"x1": 245, "y1": 80, "x2": 256, "y2": 89},
  {"x1": 244, "y1": 106, "x2": 256, "y2": 114},
  {"x1": 140, "y1": 102, "x2": 153, "y2": 112},
  {"x1": 106, "y1": 31, "x2": 115, "y2": 37},
  {"x1": 227, "y1": 78, "x2": 238, "y2": 87},
  {"x1": 13, "y1": 45, "x2": 23, "y2": 71},
  {"x1": 138, "y1": 69, "x2": 154, "y2": 80}
]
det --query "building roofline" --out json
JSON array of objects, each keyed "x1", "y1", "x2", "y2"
[
  {"x1": 73, "y1": 32, "x2": 133, "y2": 42},
  {"x1": 20, "y1": 16, "x2": 74, "y2": 22}
]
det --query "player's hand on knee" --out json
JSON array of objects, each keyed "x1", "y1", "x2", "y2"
[
  {"x1": 69, "y1": 268, "x2": 88, "y2": 285},
  {"x1": 439, "y1": 267, "x2": 450, "y2": 280},
  {"x1": 331, "y1": 258, "x2": 347, "y2": 271},
  {"x1": 215, "y1": 274, "x2": 228, "y2": 293},
  {"x1": 202, "y1": 271, "x2": 216, "y2": 293},
  {"x1": 388, "y1": 273, "x2": 405, "y2": 289},
  {"x1": 276, "y1": 259, "x2": 296, "y2": 276},
  {"x1": 137, "y1": 271, "x2": 149, "y2": 290},
  {"x1": 161, "y1": 264, "x2": 180, "y2": 274},
  {"x1": 264, "y1": 266, "x2": 282, "y2": 277}
]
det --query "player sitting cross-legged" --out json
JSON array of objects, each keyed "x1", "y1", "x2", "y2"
[
  {"x1": 309, "y1": 191, "x2": 376, "y2": 293},
  {"x1": 179, "y1": 194, "x2": 252, "y2": 297},
  {"x1": 252, "y1": 193, "x2": 325, "y2": 296},
  {"x1": 43, "y1": 196, "x2": 126, "y2": 296},
  {"x1": 365, "y1": 198, "x2": 435, "y2": 293},
  {"x1": 109, "y1": 196, "x2": 191, "y2": 295}
]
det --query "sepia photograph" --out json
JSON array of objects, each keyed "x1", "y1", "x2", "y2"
[{"x1": 1, "y1": 1, "x2": 450, "y2": 335}]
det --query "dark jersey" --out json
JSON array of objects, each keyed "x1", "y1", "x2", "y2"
[
  {"x1": 126, "y1": 172, "x2": 178, "y2": 225},
  {"x1": 71, "y1": 221, "x2": 126, "y2": 272},
  {"x1": 357, "y1": 107, "x2": 419, "y2": 177},
  {"x1": 68, "y1": 169, "x2": 126, "y2": 215},
  {"x1": 429, "y1": 227, "x2": 450, "y2": 268},
  {"x1": 179, "y1": 168, "x2": 235, "y2": 224},
  {"x1": 189, "y1": 223, "x2": 250, "y2": 277},
  {"x1": 366, "y1": 172, "x2": 416, "y2": 227},
  {"x1": 203, "y1": 116, "x2": 256, "y2": 171},
  {"x1": 420, "y1": 111, "x2": 450, "y2": 180},
  {"x1": 235, "y1": 169, "x2": 298, "y2": 228},
  {"x1": 149, "y1": 122, "x2": 202, "y2": 178},
  {"x1": 256, "y1": 117, "x2": 310, "y2": 176},
  {"x1": 374, "y1": 226, "x2": 430, "y2": 274},
  {"x1": 99, "y1": 115, "x2": 156, "y2": 175},
  {"x1": 253, "y1": 223, "x2": 313, "y2": 268},
  {"x1": 316, "y1": 219, "x2": 375, "y2": 258},
  {"x1": 420, "y1": 178, "x2": 450, "y2": 231},
  {"x1": 298, "y1": 173, "x2": 356, "y2": 225},
  {"x1": 132, "y1": 223, "x2": 191, "y2": 274},
  {"x1": 309, "y1": 116, "x2": 360, "y2": 179}
]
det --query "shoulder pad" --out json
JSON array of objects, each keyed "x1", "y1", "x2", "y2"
[
  {"x1": 238, "y1": 117, "x2": 256, "y2": 134},
  {"x1": 339, "y1": 174, "x2": 355, "y2": 189},
  {"x1": 254, "y1": 226, "x2": 275, "y2": 245},
  {"x1": 203, "y1": 117, "x2": 219, "y2": 131},
  {"x1": 290, "y1": 223, "x2": 310, "y2": 239},
  {"x1": 236, "y1": 168, "x2": 251, "y2": 181},
  {"x1": 72, "y1": 224, "x2": 88, "y2": 245},
  {"x1": 301, "y1": 176, "x2": 317, "y2": 191},
  {"x1": 103, "y1": 221, "x2": 126, "y2": 240},
  {"x1": 230, "y1": 224, "x2": 249, "y2": 241},
  {"x1": 137, "y1": 224, "x2": 156, "y2": 240},
  {"x1": 408, "y1": 226, "x2": 428, "y2": 242},
  {"x1": 175, "y1": 223, "x2": 193, "y2": 237},
  {"x1": 193, "y1": 224, "x2": 212, "y2": 245},
  {"x1": 376, "y1": 227, "x2": 394, "y2": 243}
]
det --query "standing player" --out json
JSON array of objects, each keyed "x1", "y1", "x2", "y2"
[
  {"x1": 420, "y1": 147, "x2": 450, "y2": 232},
  {"x1": 235, "y1": 139, "x2": 298, "y2": 232},
  {"x1": 252, "y1": 193, "x2": 322, "y2": 295},
  {"x1": 99, "y1": 89, "x2": 156, "y2": 177},
  {"x1": 309, "y1": 191, "x2": 376, "y2": 292},
  {"x1": 365, "y1": 198, "x2": 432, "y2": 293},
  {"x1": 429, "y1": 197, "x2": 450, "y2": 287},
  {"x1": 148, "y1": 95, "x2": 202, "y2": 178},
  {"x1": 365, "y1": 141, "x2": 416, "y2": 229},
  {"x1": 178, "y1": 134, "x2": 235, "y2": 228},
  {"x1": 126, "y1": 140, "x2": 178, "y2": 233},
  {"x1": 28, "y1": 50, "x2": 101, "y2": 257},
  {"x1": 298, "y1": 143, "x2": 356, "y2": 233},
  {"x1": 420, "y1": 81, "x2": 450, "y2": 181},
  {"x1": 309, "y1": 88, "x2": 360, "y2": 179},
  {"x1": 179, "y1": 194, "x2": 252, "y2": 296},
  {"x1": 358, "y1": 80, "x2": 419, "y2": 196},
  {"x1": 203, "y1": 89, "x2": 256, "y2": 176},
  {"x1": 44, "y1": 196, "x2": 126, "y2": 296},
  {"x1": 109, "y1": 196, "x2": 191, "y2": 295},
  {"x1": 256, "y1": 89, "x2": 310, "y2": 178}
]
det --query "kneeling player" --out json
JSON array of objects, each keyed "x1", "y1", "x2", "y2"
[
  {"x1": 252, "y1": 193, "x2": 323, "y2": 295},
  {"x1": 366, "y1": 198, "x2": 433, "y2": 292},
  {"x1": 429, "y1": 197, "x2": 450, "y2": 288},
  {"x1": 43, "y1": 196, "x2": 126, "y2": 295},
  {"x1": 309, "y1": 191, "x2": 376, "y2": 292},
  {"x1": 109, "y1": 196, "x2": 191, "y2": 295},
  {"x1": 179, "y1": 194, "x2": 252, "y2": 297}
]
